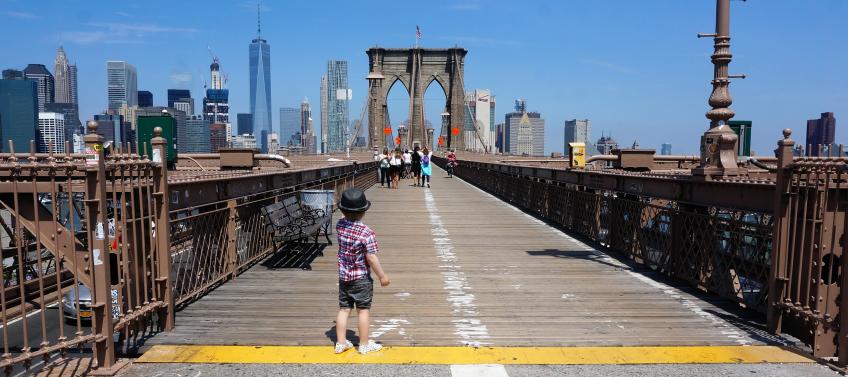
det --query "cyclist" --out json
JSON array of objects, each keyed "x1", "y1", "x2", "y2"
[{"x1": 446, "y1": 149, "x2": 457, "y2": 178}]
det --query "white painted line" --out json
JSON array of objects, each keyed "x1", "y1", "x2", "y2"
[
  {"x1": 0, "y1": 302, "x2": 59, "y2": 329},
  {"x1": 450, "y1": 170, "x2": 751, "y2": 345},
  {"x1": 450, "y1": 364, "x2": 509, "y2": 377},
  {"x1": 424, "y1": 189, "x2": 491, "y2": 347}
]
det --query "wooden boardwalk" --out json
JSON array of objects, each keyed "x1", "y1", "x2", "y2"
[{"x1": 145, "y1": 166, "x2": 770, "y2": 347}]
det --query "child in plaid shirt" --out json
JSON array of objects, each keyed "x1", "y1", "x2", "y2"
[{"x1": 334, "y1": 188, "x2": 390, "y2": 354}]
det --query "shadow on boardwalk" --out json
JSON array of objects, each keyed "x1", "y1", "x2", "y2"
[{"x1": 262, "y1": 243, "x2": 329, "y2": 270}]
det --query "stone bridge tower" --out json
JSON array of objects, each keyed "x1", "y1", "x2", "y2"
[{"x1": 366, "y1": 47, "x2": 466, "y2": 151}]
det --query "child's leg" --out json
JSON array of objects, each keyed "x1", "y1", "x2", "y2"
[
  {"x1": 357, "y1": 308, "x2": 370, "y2": 345},
  {"x1": 336, "y1": 308, "x2": 351, "y2": 343}
]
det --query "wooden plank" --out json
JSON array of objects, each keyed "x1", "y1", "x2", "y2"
[{"x1": 145, "y1": 168, "x2": 765, "y2": 348}]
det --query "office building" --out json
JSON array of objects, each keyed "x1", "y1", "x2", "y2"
[
  {"x1": 92, "y1": 113, "x2": 125, "y2": 145},
  {"x1": 279, "y1": 107, "x2": 300, "y2": 146},
  {"x1": 138, "y1": 90, "x2": 153, "y2": 107},
  {"x1": 230, "y1": 134, "x2": 257, "y2": 149},
  {"x1": 167, "y1": 89, "x2": 194, "y2": 116},
  {"x1": 564, "y1": 119, "x2": 591, "y2": 153},
  {"x1": 237, "y1": 113, "x2": 253, "y2": 135},
  {"x1": 320, "y1": 75, "x2": 328, "y2": 153},
  {"x1": 37, "y1": 112, "x2": 65, "y2": 153},
  {"x1": 463, "y1": 89, "x2": 495, "y2": 153},
  {"x1": 2, "y1": 69, "x2": 24, "y2": 80},
  {"x1": 45, "y1": 102, "x2": 80, "y2": 143},
  {"x1": 203, "y1": 58, "x2": 230, "y2": 140},
  {"x1": 301, "y1": 99, "x2": 317, "y2": 153},
  {"x1": 806, "y1": 112, "x2": 837, "y2": 156},
  {"x1": 183, "y1": 115, "x2": 211, "y2": 153},
  {"x1": 210, "y1": 123, "x2": 228, "y2": 152},
  {"x1": 23, "y1": 64, "x2": 54, "y2": 112},
  {"x1": 661, "y1": 143, "x2": 672, "y2": 155},
  {"x1": 504, "y1": 99, "x2": 544, "y2": 156},
  {"x1": 54, "y1": 46, "x2": 77, "y2": 104},
  {"x1": 249, "y1": 9, "x2": 272, "y2": 152},
  {"x1": 107, "y1": 61, "x2": 137, "y2": 111},
  {"x1": 495, "y1": 123, "x2": 506, "y2": 153},
  {"x1": 0, "y1": 79, "x2": 38, "y2": 152},
  {"x1": 596, "y1": 132, "x2": 619, "y2": 155},
  {"x1": 324, "y1": 60, "x2": 350, "y2": 153}
]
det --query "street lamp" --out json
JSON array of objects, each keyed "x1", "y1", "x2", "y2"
[
  {"x1": 440, "y1": 111, "x2": 450, "y2": 151},
  {"x1": 693, "y1": 0, "x2": 747, "y2": 178}
]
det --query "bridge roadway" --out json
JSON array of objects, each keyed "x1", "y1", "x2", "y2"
[{"x1": 123, "y1": 166, "x2": 833, "y2": 376}]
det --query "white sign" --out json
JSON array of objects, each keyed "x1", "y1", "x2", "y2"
[
  {"x1": 95, "y1": 222, "x2": 105, "y2": 240},
  {"x1": 152, "y1": 148, "x2": 162, "y2": 163},
  {"x1": 92, "y1": 248, "x2": 103, "y2": 266}
]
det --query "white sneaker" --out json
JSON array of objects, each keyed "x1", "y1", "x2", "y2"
[
  {"x1": 334, "y1": 340, "x2": 354, "y2": 354},
  {"x1": 358, "y1": 340, "x2": 383, "y2": 354}
]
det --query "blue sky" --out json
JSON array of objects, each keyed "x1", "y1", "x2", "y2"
[{"x1": 1, "y1": 0, "x2": 845, "y2": 155}]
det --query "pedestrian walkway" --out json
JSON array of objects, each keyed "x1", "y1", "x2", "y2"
[{"x1": 124, "y1": 166, "x2": 831, "y2": 376}]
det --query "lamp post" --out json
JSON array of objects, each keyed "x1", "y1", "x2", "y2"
[
  {"x1": 693, "y1": 0, "x2": 747, "y2": 178},
  {"x1": 440, "y1": 111, "x2": 450, "y2": 152}
]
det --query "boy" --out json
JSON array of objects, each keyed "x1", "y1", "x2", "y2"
[{"x1": 334, "y1": 188, "x2": 391, "y2": 354}]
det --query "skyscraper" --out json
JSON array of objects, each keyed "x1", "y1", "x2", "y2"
[
  {"x1": 279, "y1": 107, "x2": 300, "y2": 146},
  {"x1": 249, "y1": 6, "x2": 272, "y2": 152},
  {"x1": 325, "y1": 60, "x2": 350, "y2": 153},
  {"x1": 183, "y1": 115, "x2": 211, "y2": 153},
  {"x1": 37, "y1": 112, "x2": 65, "y2": 153},
  {"x1": 463, "y1": 89, "x2": 495, "y2": 153},
  {"x1": 320, "y1": 75, "x2": 328, "y2": 153},
  {"x1": 137, "y1": 90, "x2": 153, "y2": 107},
  {"x1": 806, "y1": 112, "x2": 837, "y2": 156},
  {"x1": 301, "y1": 98, "x2": 317, "y2": 153},
  {"x1": 23, "y1": 64, "x2": 54, "y2": 112},
  {"x1": 564, "y1": 119, "x2": 591, "y2": 152},
  {"x1": 237, "y1": 113, "x2": 253, "y2": 135},
  {"x1": 168, "y1": 89, "x2": 194, "y2": 115},
  {"x1": 51, "y1": 47, "x2": 80, "y2": 143},
  {"x1": 0, "y1": 79, "x2": 38, "y2": 152},
  {"x1": 661, "y1": 143, "x2": 672, "y2": 155},
  {"x1": 107, "y1": 61, "x2": 137, "y2": 111},
  {"x1": 504, "y1": 99, "x2": 544, "y2": 156},
  {"x1": 203, "y1": 58, "x2": 230, "y2": 141},
  {"x1": 2, "y1": 69, "x2": 24, "y2": 80}
]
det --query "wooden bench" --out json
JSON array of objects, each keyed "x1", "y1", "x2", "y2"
[{"x1": 261, "y1": 195, "x2": 333, "y2": 254}]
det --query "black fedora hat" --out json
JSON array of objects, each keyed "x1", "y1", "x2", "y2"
[{"x1": 338, "y1": 188, "x2": 371, "y2": 212}]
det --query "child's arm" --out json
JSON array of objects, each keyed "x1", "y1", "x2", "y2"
[{"x1": 366, "y1": 253, "x2": 390, "y2": 287}]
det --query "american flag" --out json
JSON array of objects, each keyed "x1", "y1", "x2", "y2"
[{"x1": 416, "y1": 25, "x2": 421, "y2": 40}]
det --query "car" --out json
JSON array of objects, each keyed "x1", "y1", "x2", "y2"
[{"x1": 62, "y1": 284, "x2": 93, "y2": 321}]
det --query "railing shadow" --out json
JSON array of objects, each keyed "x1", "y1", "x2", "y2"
[
  {"x1": 526, "y1": 249, "x2": 627, "y2": 270},
  {"x1": 261, "y1": 243, "x2": 328, "y2": 270}
]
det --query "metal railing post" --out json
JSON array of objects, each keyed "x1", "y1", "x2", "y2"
[
  {"x1": 226, "y1": 199, "x2": 238, "y2": 278},
  {"x1": 82, "y1": 121, "x2": 116, "y2": 370},
  {"x1": 151, "y1": 128, "x2": 174, "y2": 331},
  {"x1": 768, "y1": 129, "x2": 795, "y2": 334}
]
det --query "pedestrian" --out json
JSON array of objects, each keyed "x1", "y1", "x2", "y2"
[
  {"x1": 378, "y1": 148, "x2": 390, "y2": 188},
  {"x1": 402, "y1": 149, "x2": 412, "y2": 179},
  {"x1": 446, "y1": 149, "x2": 457, "y2": 178},
  {"x1": 421, "y1": 146, "x2": 433, "y2": 188},
  {"x1": 411, "y1": 146, "x2": 422, "y2": 186},
  {"x1": 373, "y1": 148, "x2": 382, "y2": 184},
  {"x1": 389, "y1": 148, "x2": 403, "y2": 189},
  {"x1": 333, "y1": 188, "x2": 390, "y2": 355}
]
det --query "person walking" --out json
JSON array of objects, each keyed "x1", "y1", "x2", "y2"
[
  {"x1": 421, "y1": 147, "x2": 433, "y2": 188},
  {"x1": 378, "y1": 148, "x2": 390, "y2": 188},
  {"x1": 333, "y1": 188, "x2": 390, "y2": 355},
  {"x1": 411, "y1": 146, "x2": 422, "y2": 186},
  {"x1": 389, "y1": 148, "x2": 403, "y2": 189},
  {"x1": 402, "y1": 149, "x2": 412, "y2": 179}
]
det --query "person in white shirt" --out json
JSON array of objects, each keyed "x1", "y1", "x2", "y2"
[
  {"x1": 388, "y1": 148, "x2": 403, "y2": 189},
  {"x1": 402, "y1": 150, "x2": 412, "y2": 179}
]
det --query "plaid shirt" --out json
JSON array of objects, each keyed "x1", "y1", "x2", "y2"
[{"x1": 336, "y1": 218, "x2": 380, "y2": 282}]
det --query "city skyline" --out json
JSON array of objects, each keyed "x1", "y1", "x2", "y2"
[{"x1": 0, "y1": 1, "x2": 845, "y2": 155}]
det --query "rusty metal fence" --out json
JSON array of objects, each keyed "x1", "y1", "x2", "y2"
[
  {"x1": 0, "y1": 123, "x2": 378, "y2": 374},
  {"x1": 170, "y1": 163, "x2": 377, "y2": 306},
  {"x1": 443, "y1": 159, "x2": 773, "y2": 313},
  {"x1": 769, "y1": 132, "x2": 848, "y2": 362}
]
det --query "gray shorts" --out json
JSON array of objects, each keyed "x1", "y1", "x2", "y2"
[{"x1": 339, "y1": 277, "x2": 373, "y2": 309}]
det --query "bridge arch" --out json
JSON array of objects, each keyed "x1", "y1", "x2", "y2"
[{"x1": 366, "y1": 47, "x2": 467, "y2": 150}]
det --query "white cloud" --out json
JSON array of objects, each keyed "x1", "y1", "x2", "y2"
[
  {"x1": 169, "y1": 72, "x2": 193, "y2": 85},
  {"x1": 436, "y1": 35, "x2": 521, "y2": 47},
  {"x1": 3, "y1": 11, "x2": 38, "y2": 19},
  {"x1": 87, "y1": 22, "x2": 199, "y2": 34},
  {"x1": 60, "y1": 22, "x2": 199, "y2": 45}
]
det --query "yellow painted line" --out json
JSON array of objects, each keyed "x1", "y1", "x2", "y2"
[{"x1": 137, "y1": 345, "x2": 813, "y2": 365}]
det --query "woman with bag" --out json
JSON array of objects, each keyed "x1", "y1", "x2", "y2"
[{"x1": 420, "y1": 147, "x2": 433, "y2": 188}]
